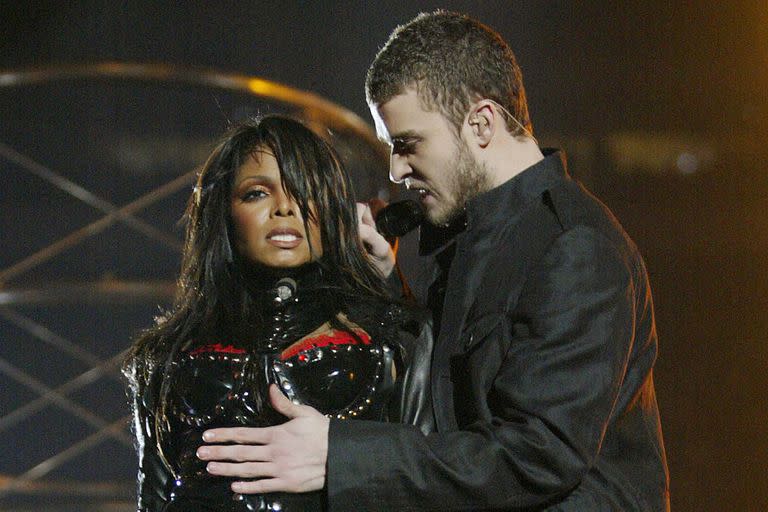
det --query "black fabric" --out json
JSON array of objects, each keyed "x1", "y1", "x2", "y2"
[
  {"x1": 327, "y1": 150, "x2": 669, "y2": 511},
  {"x1": 130, "y1": 264, "x2": 427, "y2": 511}
]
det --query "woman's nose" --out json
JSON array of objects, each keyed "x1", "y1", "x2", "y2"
[{"x1": 273, "y1": 192, "x2": 295, "y2": 217}]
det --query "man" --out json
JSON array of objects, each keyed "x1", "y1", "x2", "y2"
[{"x1": 198, "y1": 11, "x2": 670, "y2": 510}]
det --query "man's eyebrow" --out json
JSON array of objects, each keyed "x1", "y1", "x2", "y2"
[
  {"x1": 389, "y1": 133, "x2": 424, "y2": 151},
  {"x1": 390, "y1": 130, "x2": 422, "y2": 142}
]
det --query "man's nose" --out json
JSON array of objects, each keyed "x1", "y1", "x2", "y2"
[{"x1": 389, "y1": 154, "x2": 411, "y2": 184}]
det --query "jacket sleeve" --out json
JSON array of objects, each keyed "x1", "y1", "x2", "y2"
[
  {"x1": 389, "y1": 318, "x2": 435, "y2": 435},
  {"x1": 129, "y1": 372, "x2": 172, "y2": 511},
  {"x1": 327, "y1": 226, "x2": 638, "y2": 511}
]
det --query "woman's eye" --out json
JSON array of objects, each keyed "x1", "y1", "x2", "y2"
[{"x1": 242, "y1": 189, "x2": 268, "y2": 201}]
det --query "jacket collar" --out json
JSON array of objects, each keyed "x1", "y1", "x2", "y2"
[{"x1": 419, "y1": 149, "x2": 569, "y2": 257}]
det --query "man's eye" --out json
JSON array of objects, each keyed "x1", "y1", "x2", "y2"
[
  {"x1": 392, "y1": 139, "x2": 418, "y2": 155},
  {"x1": 392, "y1": 137, "x2": 421, "y2": 155},
  {"x1": 242, "y1": 189, "x2": 268, "y2": 201}
]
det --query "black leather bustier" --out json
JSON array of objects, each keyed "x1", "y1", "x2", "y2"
[{"x1": 137, "y1": 265, "x2": 397, "y2": 511}]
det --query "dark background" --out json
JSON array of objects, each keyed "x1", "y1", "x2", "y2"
[{"x1": 1, "y1": 1, "x2": 767, "y2": 511}]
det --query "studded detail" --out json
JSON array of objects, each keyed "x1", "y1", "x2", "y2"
[{"x1": 152, "y1": 266, "x2": 398, "y2": 510}]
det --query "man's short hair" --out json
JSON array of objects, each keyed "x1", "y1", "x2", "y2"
[{"x1": 366, "y1": 10, "x2": 532, "y2": 136}]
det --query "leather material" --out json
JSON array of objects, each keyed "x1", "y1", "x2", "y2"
[
  {"x1": 391, "y1": 317, "x2": 435, "y2": 435},
  {"x1": 327, "y1": 150, "x2": 669, "y2": 511},
  {"x1": 131, "y1": 264, "x2": 411, "y2": 511}
]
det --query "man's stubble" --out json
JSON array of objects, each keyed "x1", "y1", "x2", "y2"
[{"x1": 430, "y1": 138, "x2": 492, "y2": 226}]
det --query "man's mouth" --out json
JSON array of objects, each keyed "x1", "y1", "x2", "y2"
[
  {"x1": 405, "y1": 180, "x2": 431, "y2": 199},
  {"x1": 414, "y1": 187, "x2": 433, "y2": 203}
]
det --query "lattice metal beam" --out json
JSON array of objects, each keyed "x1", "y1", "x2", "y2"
[
  {"x1": 0, "y1": 351, "x2": 125, "y2": 433},
  {"x1": 0, "y1": 357, "x2": 132, "y2": 446},
  {"x1": 0, "y1": 416, "x2": 131, "y2": 498},
  {"x1": 0, "y1": 170, "x2": 195, "y2": 286},
  {"x1": 0, "y1": 143, "x2": 183, "y2": 251}
]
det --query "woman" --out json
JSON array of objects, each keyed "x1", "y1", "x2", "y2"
[{"x1": 124, "y1": 115, "x2": 423, "y2": 511}]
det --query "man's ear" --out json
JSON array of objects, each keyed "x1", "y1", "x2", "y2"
[{"x1": 466, "y1": 102, "x2": 495, "y2": 147}]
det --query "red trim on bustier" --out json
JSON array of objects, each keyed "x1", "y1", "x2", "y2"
[
  {"x1": 188, "y1": 342, "x2": 246, "y2": 356},
  {"x1": 185, "y1": 330, "x2": 372, "y2": 360},
  {"x1": 280, "y1": 329, "x2": 371, "y2": 361}
]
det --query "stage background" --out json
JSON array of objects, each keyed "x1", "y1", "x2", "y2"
[{"x1": 1, "y1": 1, "x2": 766, "y2": 510}]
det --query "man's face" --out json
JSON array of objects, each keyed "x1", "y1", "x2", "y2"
[{"x1": 371, "y1": 87, "x2": 490, "y2": 225}]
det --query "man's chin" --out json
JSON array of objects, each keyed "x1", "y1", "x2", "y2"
[
  {"x1": 424, "y1": 207, "x2": 446, "y2": 226},
  {"x1": 425, "y1": 204, "x2": 461, "y2": 227}
]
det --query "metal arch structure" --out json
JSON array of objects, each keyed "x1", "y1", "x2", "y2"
[
  {"x1": 0, "y1": 62, "x2": 381, "y2": 147},
  {"x1": 0, "y1": 63, "x2": 389, "y2": 511},
  {"x1": 0, "y1": 61, "x2": 389, "y2": 297}
]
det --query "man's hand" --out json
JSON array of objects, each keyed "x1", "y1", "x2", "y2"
[
  {"x1": 357, "y1": 201, "x2": 395, "y2": 278},
  {"x1": 198, "y1": 384, "x2": 330, "y2": 494}
]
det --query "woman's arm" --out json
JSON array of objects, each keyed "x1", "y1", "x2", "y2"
[{"x1": 129, "y1": 371, "x2": 172, "y2": 511}]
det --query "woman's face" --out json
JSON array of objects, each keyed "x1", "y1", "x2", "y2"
[{"x1": 230, "y1": 149, "x2": 323, "y2": 268}]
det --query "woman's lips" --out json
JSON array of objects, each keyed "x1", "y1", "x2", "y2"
[{"x1": 266, "y1": 228, "x2": 303, "y2": 249}]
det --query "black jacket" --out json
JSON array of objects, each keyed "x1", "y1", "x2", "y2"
[{"x1": 327, "y1": 151, "x2": 670, "y2": 511}]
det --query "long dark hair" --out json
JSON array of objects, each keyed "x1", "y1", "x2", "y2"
[{"x1": 124, "y1": 115, "x2": 395, "y2": 390}]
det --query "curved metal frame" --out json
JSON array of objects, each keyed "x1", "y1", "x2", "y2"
[
  {"x1": 0, "y1": 62, "x2": 381, "y2": 147},
  {"x1": 0, "y1": 63, "x2": 388, "y2": 506},
  {"x1": 0, "y1": 62, "x2": 388, "y2": 302}
]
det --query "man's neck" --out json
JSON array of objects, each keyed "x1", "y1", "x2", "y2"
[{"x1": 485, "y1": 137, "x2": 544, "y2": 189}]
